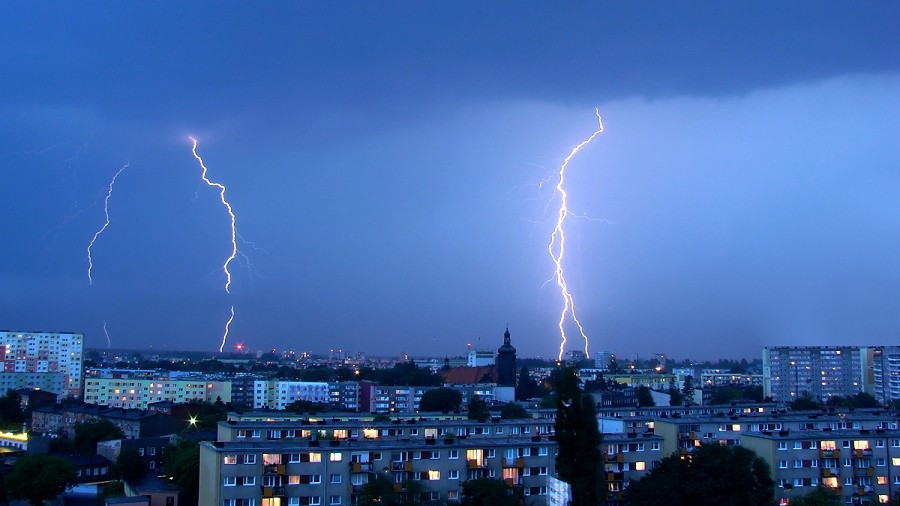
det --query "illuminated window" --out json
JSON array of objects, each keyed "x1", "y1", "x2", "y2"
[
  {"x1": 263, "y1": 454, "x2": 282, "y2": 465},
  {"x1": 635, "y1": 461, "x2": 646, "y2": 471},
  {"x1": 467, "y1": 449, "x2": 484, "y2": 461},
  {"x1": 308, "y1": 452, "x2": 322, "y2": 463},
  {"x1": 330, "y1": 452, "x2": 342, "y2": 462},
  {"x1": 854, "y1": 440, "x2": 870, "y2": 450},
  {"x1": 820, "y1": 440, "x2": 836, "y2": 450},
  {"x1": 288, "y1": 475, "x2": 300, "y2": 485},
  {"x1": 363, "y1": 428, "x2": 378, "y2": 439},
  {"x1": 223, "y1": 455, "x2": 237, "y2": 465},
  {"x1": 427, "y1": 470, "x2": 440, "y2": 480}
]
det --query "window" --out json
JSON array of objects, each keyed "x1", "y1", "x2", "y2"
[
  {"x1": 330, "y1": 452, "x2": 342, "y2": 462},
  {"x1": 487, "y1": 449, "x2": 495, "y2": 458},
  {"x1": 636, "y1": 443, "x2": 644, "y2": 451},
  {"x1": 427, "y1": 470, "x2": 440, "y2": 480},
  {"x1": 448, "y1": 470, "x2": 459, "y2": 480},
  {"x1": 651, "y1": 442, "x2": 660, "y2": 451},
  {"x1": 876, "y1": 439, "x2": 885, "y2": 448},
  {"x1": 310, "y1": 498, "x2": 321, "y2": 506},
  {"x1": 244, "y1": 454, "x2": 257, "y2": 464},
  {"x1": 330, "y1": 496, "x2": 341, "y2": 506},
  {"x1": 877, "y1": 458, "x2": 886, "y2": 467},
  {"x1": 539, "y1": 447, "x2": 548, "y2": 456},
  {"x1": 224, "y1": 476, "x2": 237, "y2": 486},
  {"x1": 448, "y1": 491, "x2": 459, "y2": 501},
  {"x1": 224, "y1": 455, "x2": 237, "y2": 465},
  {"x1": 310, "y1": 474, "x2": 322, "y2": 484},
  {"x1": 330, "y1": 474, "x2": 341, "y2": 484},
  {"x1": 224, "y1": 501, "x2": 236, "y2": 506},
  {"x1": 448, "y1": 450, "x2": 459, "y2": 459},
  {"x1": 288, "y1": 476, "x2": 300, "y2": 485},
  {"x1": 149, "y1": 447, "x2": 156, "y2": 456},
  {"x1": 777, "y1": 442, "x2": 787, "y2": 450},
  {"x1": 244, "y1": 476, "x2": 256, "y2": 486},
  {"x1": 635, "y1": 461, "x2": 646, "y2": 471},
  {"x1": 778, "y1": 460, "x2": 787, "y2": 469}
]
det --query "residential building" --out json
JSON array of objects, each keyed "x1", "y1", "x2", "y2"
[
  {"x1": 31, "y1": 405, "x2": 177, "y2": 438},
  {"x1": 82, "y1": 371, "x2": 232, "y2": 409},
  {"x1": 763, "y1": 346, "x2": 869, "y2": 402},
  {"x1": 743, "y1": 428, "x2": 900, "y2": 505},
  {"x1": 872, "y1": 346, "x2": 900, "y2": 405},
  {"x1": 199, "y1": 414, "x2": 557, "y2": 505},
  {"x1": 0, "y1": 330, "x2": 84, "y2": 397}
]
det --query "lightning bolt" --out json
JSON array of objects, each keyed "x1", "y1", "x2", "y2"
[
  {"x1": 102, "y1": 320, "x2": 111, "y2": 349},
  {"x1": 87, "y1": 163, "x2": 129, "y2": 285},
  {"x1": 189, "y1": 137, "x2": 240, "y2": 352},
  {"x1": 549, "y1": 108, "x2": 604, "y2": 361}
]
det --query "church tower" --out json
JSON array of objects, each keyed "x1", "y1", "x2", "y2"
[{"x1": 496, "y1": 326, "x2": 517, "y2": 386}]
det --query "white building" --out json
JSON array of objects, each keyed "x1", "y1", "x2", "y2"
[
  {"x1": 763, "y1": 346, "x2": 870, "y2": 402},
  {"x1": 872, "y1": 346, "x2": 900, "y2": 405},
  {"x1": 467, "y1": 349, "x2": 495, "y2": 367},
  {"x1": 0, "y1": 331, "x2": 83, "y2": 398},
  {"x1": 254, "y1": 380, "x2": 330, "y2": 410}
]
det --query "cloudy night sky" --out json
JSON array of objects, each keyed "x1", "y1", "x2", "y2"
[{"x1": 2, "y1": 2, "x2": 899, "y2": 360}]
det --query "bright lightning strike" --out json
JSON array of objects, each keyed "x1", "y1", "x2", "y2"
[
  {"x1": 87, "y1": 163, "x2": 129, "y2": 285},
  {"x1": 222, "y1": 305, "x2": 235, "y2": 354},
  {"x1": 549, "y1": 109, "x2": 604, "y2": 361},
  {"x1": 189, "y1": 137, "x2": 240, "y2": 352},
  {"x1": 190, "y1": 137, "x2": 238, "y2": 294},
  {"x1": 102, "y1": 320, "x2": 111, "y2": 349}
]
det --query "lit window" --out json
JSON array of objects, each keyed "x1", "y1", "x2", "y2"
[
  {"x1": 635, "y1": 461, "x2": 646, "y2": 471},
  {"x1": 330, "y1": 452, "x2": 342, "y2": 462}
]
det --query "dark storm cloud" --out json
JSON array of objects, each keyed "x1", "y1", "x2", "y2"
[{"x1": 1, "y1": 3, "x2": 899, "y2": 358}]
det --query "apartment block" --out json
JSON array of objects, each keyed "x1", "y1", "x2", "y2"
[
  {"x1": 872, "y1": 346, "x2": 900, "y2": 405},
  {"x1": 253, "y1": 381, "x2": 330, "y2": 410},
  {"x1": 603, "y1": 432, "x2": 664, "y2": 504},
  {"x1": 0, "y1": 330, "x2": 83, "y2": 397},
  {"x1": 763, "y1": 346, "x2": 869, "y2": 402},
  {"x1": 743, "y1": 428, "x2": 900, "y2": 505},
  {"x1": 83, "y1": 374, "x2": 231, "y2": 409},
  {"x1": 200, "y1": 415, "x2": 557, "y2": 505}
]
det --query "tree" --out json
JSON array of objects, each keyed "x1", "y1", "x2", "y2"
[
  {"x1": 163, "y1": 439, "x2": 200, "y2": 505},
  {"x1": 554, "y1": 367, "x2": 603, "y2": 506},
  {"x1": 667, "y1": 383, "x2": 683, "y2": 406},
  {"x1": 418, "y1": 387, "x2": 462, "y2": 412},
  {"x1": 637, "y1": 386, "x2": 655, "y2": 407},
  {"x1": 788, "y1": 487, "x2": 843, "y2": 506},
  {"x1": 623, "y1": 444, "x2": 774, "y2": 506},
  {"x1": 6, "y1": 454, "x2": 77, "y2": 506},
  {"x1": 0, "y1": 389, "x2": 24, "y2": 430},
  {"x1": 467, "y1": 397, "x2": 490, "y2": 421},
  {"x1": 285, "y1": 400, "x2": 325, "y2": 413},
  {"x1": 681, "y1": 375, "x2": 695, "y2": 406},
  {"x1": 115, "y1": 448, "x2": 149, "y2": 482},
  {"x1": 500, "y1": 403, "x2": 529, "y2": 419},
  {"x1": 790, "y1": 392, "x2": 823, "y2": 411},
  {"x1": 74, "y1": 418, "x2": 125, "y2": 454},
  {"x1": 515, "y1": 367, "x2": 542, "y2": 400},
  {"x1": 358, "y1": 474, "x2": 399, "y2": 506},
  {"x1": 461, "y1": 477, "x2": 522, "y2": 506}
]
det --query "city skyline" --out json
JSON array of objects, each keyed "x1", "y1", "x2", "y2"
[{"x1": 2, "y1": 3, "x2": 899, "y2": 359}]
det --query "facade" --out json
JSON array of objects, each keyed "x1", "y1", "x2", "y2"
[
  {"x1": 83, "y1": 374, "x2": 231, "y2": 409},
  {"x1": 872, "y1": 346, "x2": 900, "y2": 405},
  {"x1": 743, "y1": 428, "x2": 900, "y2": 505},
  {"x1": 97, "y1": 436, "x2": 172, "y2": 473},
  {"x1": 467, "y1": 349, "x2": 495, "y2": 367},
  {"x1": 31, "y1": 405, "x2": 177, "y2": 438},
  {"x1": 763, "y1": 346, "x2": 869, "y2": 402},
  {"x1": 603, "y1": 432, "x2": 664, "y2": 504},
  {"x1": 0, "y1": 330, "x2": 84, "y2": 397},
  {"x1": 253, "y1": 381, "x2": 331, "y2": 410},
  {"x1": 200, "y1": 415, "x2": 557, "y2": 506}
]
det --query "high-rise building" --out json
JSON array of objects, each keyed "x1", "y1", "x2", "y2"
[
  {"x1": 496, "y1": 327, "x2": 517, "y2": 387},
  {"x1": 0, "y1": 330, "x2": 83, "y2": 398},
  {"x1": 871, "y1": 346, "x2": 900, "y2": 405},
  {"x1": 763, "y1": 346, "x2": 869, "y2": 402}
]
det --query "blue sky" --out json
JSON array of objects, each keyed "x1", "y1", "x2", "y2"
[{"x1": 2, "y1": 2, "x2": 899, "y2": 359}]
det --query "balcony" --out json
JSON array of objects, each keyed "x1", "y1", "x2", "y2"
[
  {"x1": 264, "y1": 464, "x2": 286, "y2": 475},
  {"x1": 390, "y1": 461, "x2": 413, "y2": 472},
  {"x1": 351, "y1": 462, "x2": 373, "y2": 473},
  {"x1": 819, "y1": 449, "x2": 839, "y2": 458},
  {"x1": 467, "y1": 459, "x2": 487, "y2": 469},
  {"x1": 262, "y1": 486, "x2": 286, "y2": 498}
]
